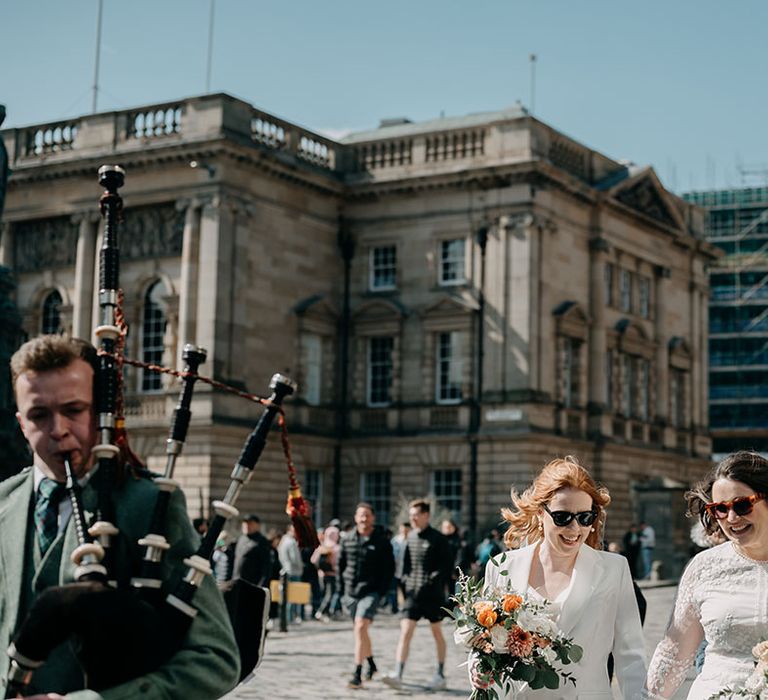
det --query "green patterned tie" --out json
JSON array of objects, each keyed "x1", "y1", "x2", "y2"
[{"x1": 34, "y1": 478, "x2": 67, "y2": 554}]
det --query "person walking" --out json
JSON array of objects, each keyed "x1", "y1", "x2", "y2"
[
  {"x1": 622, "y1": 523, "x2": 641, "y2": 578},
  {"x1": 278, "y1": 524, "x2": 305, "y2": 623},
  {"x1": 638, "y1": 521, "x2": 656, "y2": 579},
  {"x1": 382, "y1": 499, "x2": 453, "y2": 691},
  {"x1": 338, "y1": 502, "x2": 394, "y2": 689},
  {"x1": 310, "y1": 525, "x2": 341, "y2": 621}
]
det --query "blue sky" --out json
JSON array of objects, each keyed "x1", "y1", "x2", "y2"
[{"x1": 2, "y1": 0, "x2": 767, "y2": 193}]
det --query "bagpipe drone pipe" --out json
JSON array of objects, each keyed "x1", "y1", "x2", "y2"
[{"x1": 5, "y1": 166, "x2": 319, "y2": 696}]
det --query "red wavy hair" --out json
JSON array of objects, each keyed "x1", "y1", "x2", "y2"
[{"x1": 501, "y1": 456, "x2": 611, "y2": 549}]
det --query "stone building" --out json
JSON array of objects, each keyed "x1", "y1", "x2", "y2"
[{"x1": 1, "y1": 94, "x2": 718, "y2": 572}]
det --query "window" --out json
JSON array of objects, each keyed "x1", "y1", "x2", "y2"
[
  {"x1": 670, "y1": 369, "x2": 686, "y2": 428},
  {"x1": 303, "y1": 334, "x2": 322, "y2": 405},
  {"x1": 638, "y1": 276, "x2": 651, "y2": 319},
  {"x1": 604, "y1": 263, "x2": 614, "y2": 307},
  {"x1": 436, "y1": 331, "x2": 463, "y2": 403},
  {"x1": 562, "y1": 337, "x2": 581, "y2": 408},
  {"x1": 431, "y1": 469, "x2": 462, "y2": 518},
  {"x1": 304, "y1": 469, "x2": 323, "y2": 528},
  {"x1": 41, "y1": 290, "x2": 63, "y2": 334},
  {"x1": 605, "y1": 349, "x2": 614, "y2": 409},
  {"x1": 638, "y1": 359, "x2": 650, "y2": 421},
  {"x1": 141, "y1": 281, "x2": 166, "y2": 392},
  {"x1": 369, "y1": 245, "x2": 397, "y2": 291},
  {"x1": 621, "y1": 354, "x2": 633, "y2": 417},
  {"x1": 367, "y1": 336, "x2": 394, "y2": 406},
  {"x1": 439, "y1": 239, "x2": 465, "y2": 285},
  {"x1": 619, "y1": 269, "x2": 632, "y2": 313},
  {"x1": 360, "y1": 471, "x2": 391, "y2": 526}
]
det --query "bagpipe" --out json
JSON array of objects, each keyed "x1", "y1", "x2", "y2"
[{"x1": 4, "y1": 165, "x2": 319, "y2": 696}]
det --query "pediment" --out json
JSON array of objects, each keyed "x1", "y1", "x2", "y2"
[
  {"x1": 351, "y1": 298, "x2": 408, "y2": 323},
  {"x1": 609, "y1": 168, "x2": 685, "y2": 232},
  {"x1": 553, "y1": 300, "x2": 589, "y2": 340},
  {"x1": 421, "y1": 295, "x2": 478, "y2": 318},
  {"x1": 292, "y1": 294, "x2": 338, "y2": 321},
  {"x1": 615, "y1": 318, "x2": 653, "y2": 357}
]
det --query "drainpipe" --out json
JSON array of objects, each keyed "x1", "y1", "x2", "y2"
[
  {"x1": 468, "y1": 223, "x2": 488, "y2": 542},
  {"x1": 333, "y1": 217, "x2": 354, "y2": 519}
]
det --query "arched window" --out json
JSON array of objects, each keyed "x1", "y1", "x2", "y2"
[
  {"x1": 141, "y1": 281, "x2": 166, "y2": 392},
  {"x1": 41, "y1": 290, "x2": 63, "y2": 334}
]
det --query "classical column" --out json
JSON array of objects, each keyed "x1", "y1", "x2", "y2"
[
  {"x1": 588, "y1": 236, "x2": 609, "y2": 412},
  {"x1": 0, "y1": 222, "x2": 12, "y2": 267},
  {"x1": 654, "y1": 266, "x2": 671, "y2": 422},
  {"x1": 90, "y1": 224, "x2": 104, "y2": 345},
  {"x1": 699, "y1": 287, "x2": 710, "y2": 428},
  {"x1": 71, "y1": 212, "x2": 98, "y2": 339},
  {"x1": 690, "y1": 280, "x2": 702, "y2": 431},
  {"x1": 176, "y1": 199, "x2": 201, "y2": 368},
  {"x1": 195, "y1": 196, "x2": 235, "y2": 379}
]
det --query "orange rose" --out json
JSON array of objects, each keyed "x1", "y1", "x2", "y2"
[
  {"x1": 476, "y1": 606, "x2": 498, "y2": 628},
  {"x1": 502, "y1": 594, "x2": 523, "y2": 613}
]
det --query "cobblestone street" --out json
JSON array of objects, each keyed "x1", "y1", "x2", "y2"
[{"x1": 224, "y1": 584, "x2": 695, "y2": 699}]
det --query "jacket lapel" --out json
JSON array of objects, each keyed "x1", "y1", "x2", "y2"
[
  {"x1": 0, "y1": 470, "x2": 34, "y2": 633},
  {"x1": 557, "y1": 544, "x2": 602, "y2": 636},
  {"x1": 487, "y1": 544, "x2": 536, "y2": 595}
]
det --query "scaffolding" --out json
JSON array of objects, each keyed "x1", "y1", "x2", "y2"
[{"x1": 684, "y1": 187, "x2": 768, "y2": 458}]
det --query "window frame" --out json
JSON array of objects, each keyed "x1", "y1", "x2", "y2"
[
  {"x1": 359, "y1": 470, "x2": 391, "y2": 527},
  {"x1": 430, "y1": 469, "x2": 462, "y2": 519},
  {"x1": 41, "y1": 290, "x2": 63, "y2": 335},
  {"x1": 141, "y1": 281, "x2": 166, "y2": 393},
  {"x1": 435, "y1": 331, "x2": 463, "y2": 404},
  {"x1": 438, "y1": 238, "x2": 466, "y2": 286},
  {"x1": 367, "y1": 335, "x2": 394, "y2": 407},
  {"x1": 369, "y1": 245, "x2": 397, "y2": 291}
]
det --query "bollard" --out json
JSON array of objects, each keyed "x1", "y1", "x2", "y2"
[{"x1": 279, "y1": 571, "x2": 289, "y2": 633}]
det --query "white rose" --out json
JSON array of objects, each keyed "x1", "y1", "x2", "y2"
[
  {"x1": 516, "y1": 610, "x2": 558, "y2": 638},
  {"x1": 489, "y1": 624, "x2": 510, "y2": 654},
  {"x1": 454, "y1": 625, "x2": 474, "y2": 648},
  {"x1": 541, "y1": 646, "x2": 558, "y2": 665}
]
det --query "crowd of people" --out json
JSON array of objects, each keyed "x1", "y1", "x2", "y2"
[{"x1": 4, "y1": 332, "x2": 768, "y2": 699}]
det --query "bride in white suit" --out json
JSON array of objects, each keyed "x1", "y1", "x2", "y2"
[{"x1": 476, "y1": 456, "x2": 646, "y2": 699}]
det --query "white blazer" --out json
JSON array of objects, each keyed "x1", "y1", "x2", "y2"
[{"x1": 483, "y1": 543, "x2": 647, "y2": 700}]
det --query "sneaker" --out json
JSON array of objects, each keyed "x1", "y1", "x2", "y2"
[
  {"x1": 348, "y1": 675, "x2": 363, "y2": 689},
  {"x1": 365, "y1": 660, "x2": 377, "y2": 681},
  {"x1": 381, "y1": 674, "x2": 403, "y2": 690},
  {"x1": 426, "y1": 673, "x2": 446, "y2": 691}
]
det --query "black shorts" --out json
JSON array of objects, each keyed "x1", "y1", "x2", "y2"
[{"x1": 401, "y1": 590, "x2": 445, "y2": 623}]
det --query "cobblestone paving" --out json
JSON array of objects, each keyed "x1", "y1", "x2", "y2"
[{"x1": 224, "y1": 585, "x2": 695, "y2": 699}]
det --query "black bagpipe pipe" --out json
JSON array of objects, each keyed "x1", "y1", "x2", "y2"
[{"x1": 4, "y1": 165, "x2": 312, "y2": 695}]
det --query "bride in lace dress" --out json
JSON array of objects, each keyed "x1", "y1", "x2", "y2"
[{"x1": 645, "y1": 451, "x2": 768, "y2": 699}]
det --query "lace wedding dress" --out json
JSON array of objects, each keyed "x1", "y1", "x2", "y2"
[{"x1": 645, "y1": 541, "x2": 768, "y2": 698}]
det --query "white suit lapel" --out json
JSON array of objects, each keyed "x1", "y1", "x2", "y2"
[
  {"x1": 557, "y1": 544, "x2": 602, "y2": 636},
  {"x1": 486, "y1": 544, "x2": 536, "y2": 595}
]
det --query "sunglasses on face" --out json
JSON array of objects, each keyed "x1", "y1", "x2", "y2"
[
  {"x1": 542, "y1": 504, "x2": 598, "y2": 527},
  {"x1": 704, "y1": 493, "x2": 765, "y2": 520}
]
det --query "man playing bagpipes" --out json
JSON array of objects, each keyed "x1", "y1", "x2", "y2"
[{"x1": 0, "y1": 334, "x2": 240, "y2": 699}]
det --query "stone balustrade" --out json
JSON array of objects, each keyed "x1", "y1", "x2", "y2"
[{"x1": 1, "y1": 93, "x2": 627, "y2": 187}]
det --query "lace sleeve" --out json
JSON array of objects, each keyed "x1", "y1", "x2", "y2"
[{"x1": 643, "y1": 557, "x2": 704, "y2": 699}]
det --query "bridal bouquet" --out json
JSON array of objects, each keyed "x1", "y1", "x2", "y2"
[
  {"x1": 708, "y1": 641, "x2": 768, "y2": 699},
  {"x1": 449, "y1": 569, "x2": 583, "y2": 700}
]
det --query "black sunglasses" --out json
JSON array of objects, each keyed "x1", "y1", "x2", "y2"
[{"x1": 542, "y1": 504, "x2": 598, "y2": 527}]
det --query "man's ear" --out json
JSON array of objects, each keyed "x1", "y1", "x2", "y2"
[{"x1": 15, "y1": 411, "x2": 28, "y2": 440}]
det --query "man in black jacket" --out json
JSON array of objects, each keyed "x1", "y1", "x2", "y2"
[
  {"x1": 338, "y1": 502, "x2": 394, "y2": 689},
  {"x1": 382, "y1": 499, "x2": 453, "y2": 691}
]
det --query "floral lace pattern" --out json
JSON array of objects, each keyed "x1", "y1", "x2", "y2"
[{"x1": 645, "y1": 542, "x2": 768, "y2": 699}]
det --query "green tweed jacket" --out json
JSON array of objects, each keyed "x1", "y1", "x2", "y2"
[{"x1": 0, "y1": 467, "x2": 240, "y2": 699}]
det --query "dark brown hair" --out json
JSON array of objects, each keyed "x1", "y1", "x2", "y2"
[
  {"x1": 408, "y1": 498, "x2": 430, "y2": 514},
  {"x1": 687, "y1": 451, "x2": 768, "y2": 535}
]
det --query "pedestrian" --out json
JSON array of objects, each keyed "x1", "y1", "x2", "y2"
[
  {"x1": 226, "y1": 513, "x2": 273, "y2": 680},
  {"x1": 638, "y1": 520, "x2": 656, "y2": 579},
  {"x1": 622, "y1": 523, "x2": 641, "y2": 577},
  {"x1": 266, "y1": 528, "x2": 283, "y2": 623},
  {"x1": 0, "y1": 334, "x2": 239, "y2": 697},
  {"x1": 389, "y1": 521, "x2": 411, "y2": 613},
  {"x1": 277, "y1": 524, "x2": 305, "y2": 623},
  {"x1": 310, "y1": 525, "x2": 341, "y2": 621},
  {"x1": 476, "y1": 528, "x2": 502, "y2": 570},
  {"x1": 338, "y1": 502, "x2": 395, "y2": 689},
  {"x1": 382, "y1": 499, "x2": 453, "y2": 691}
]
